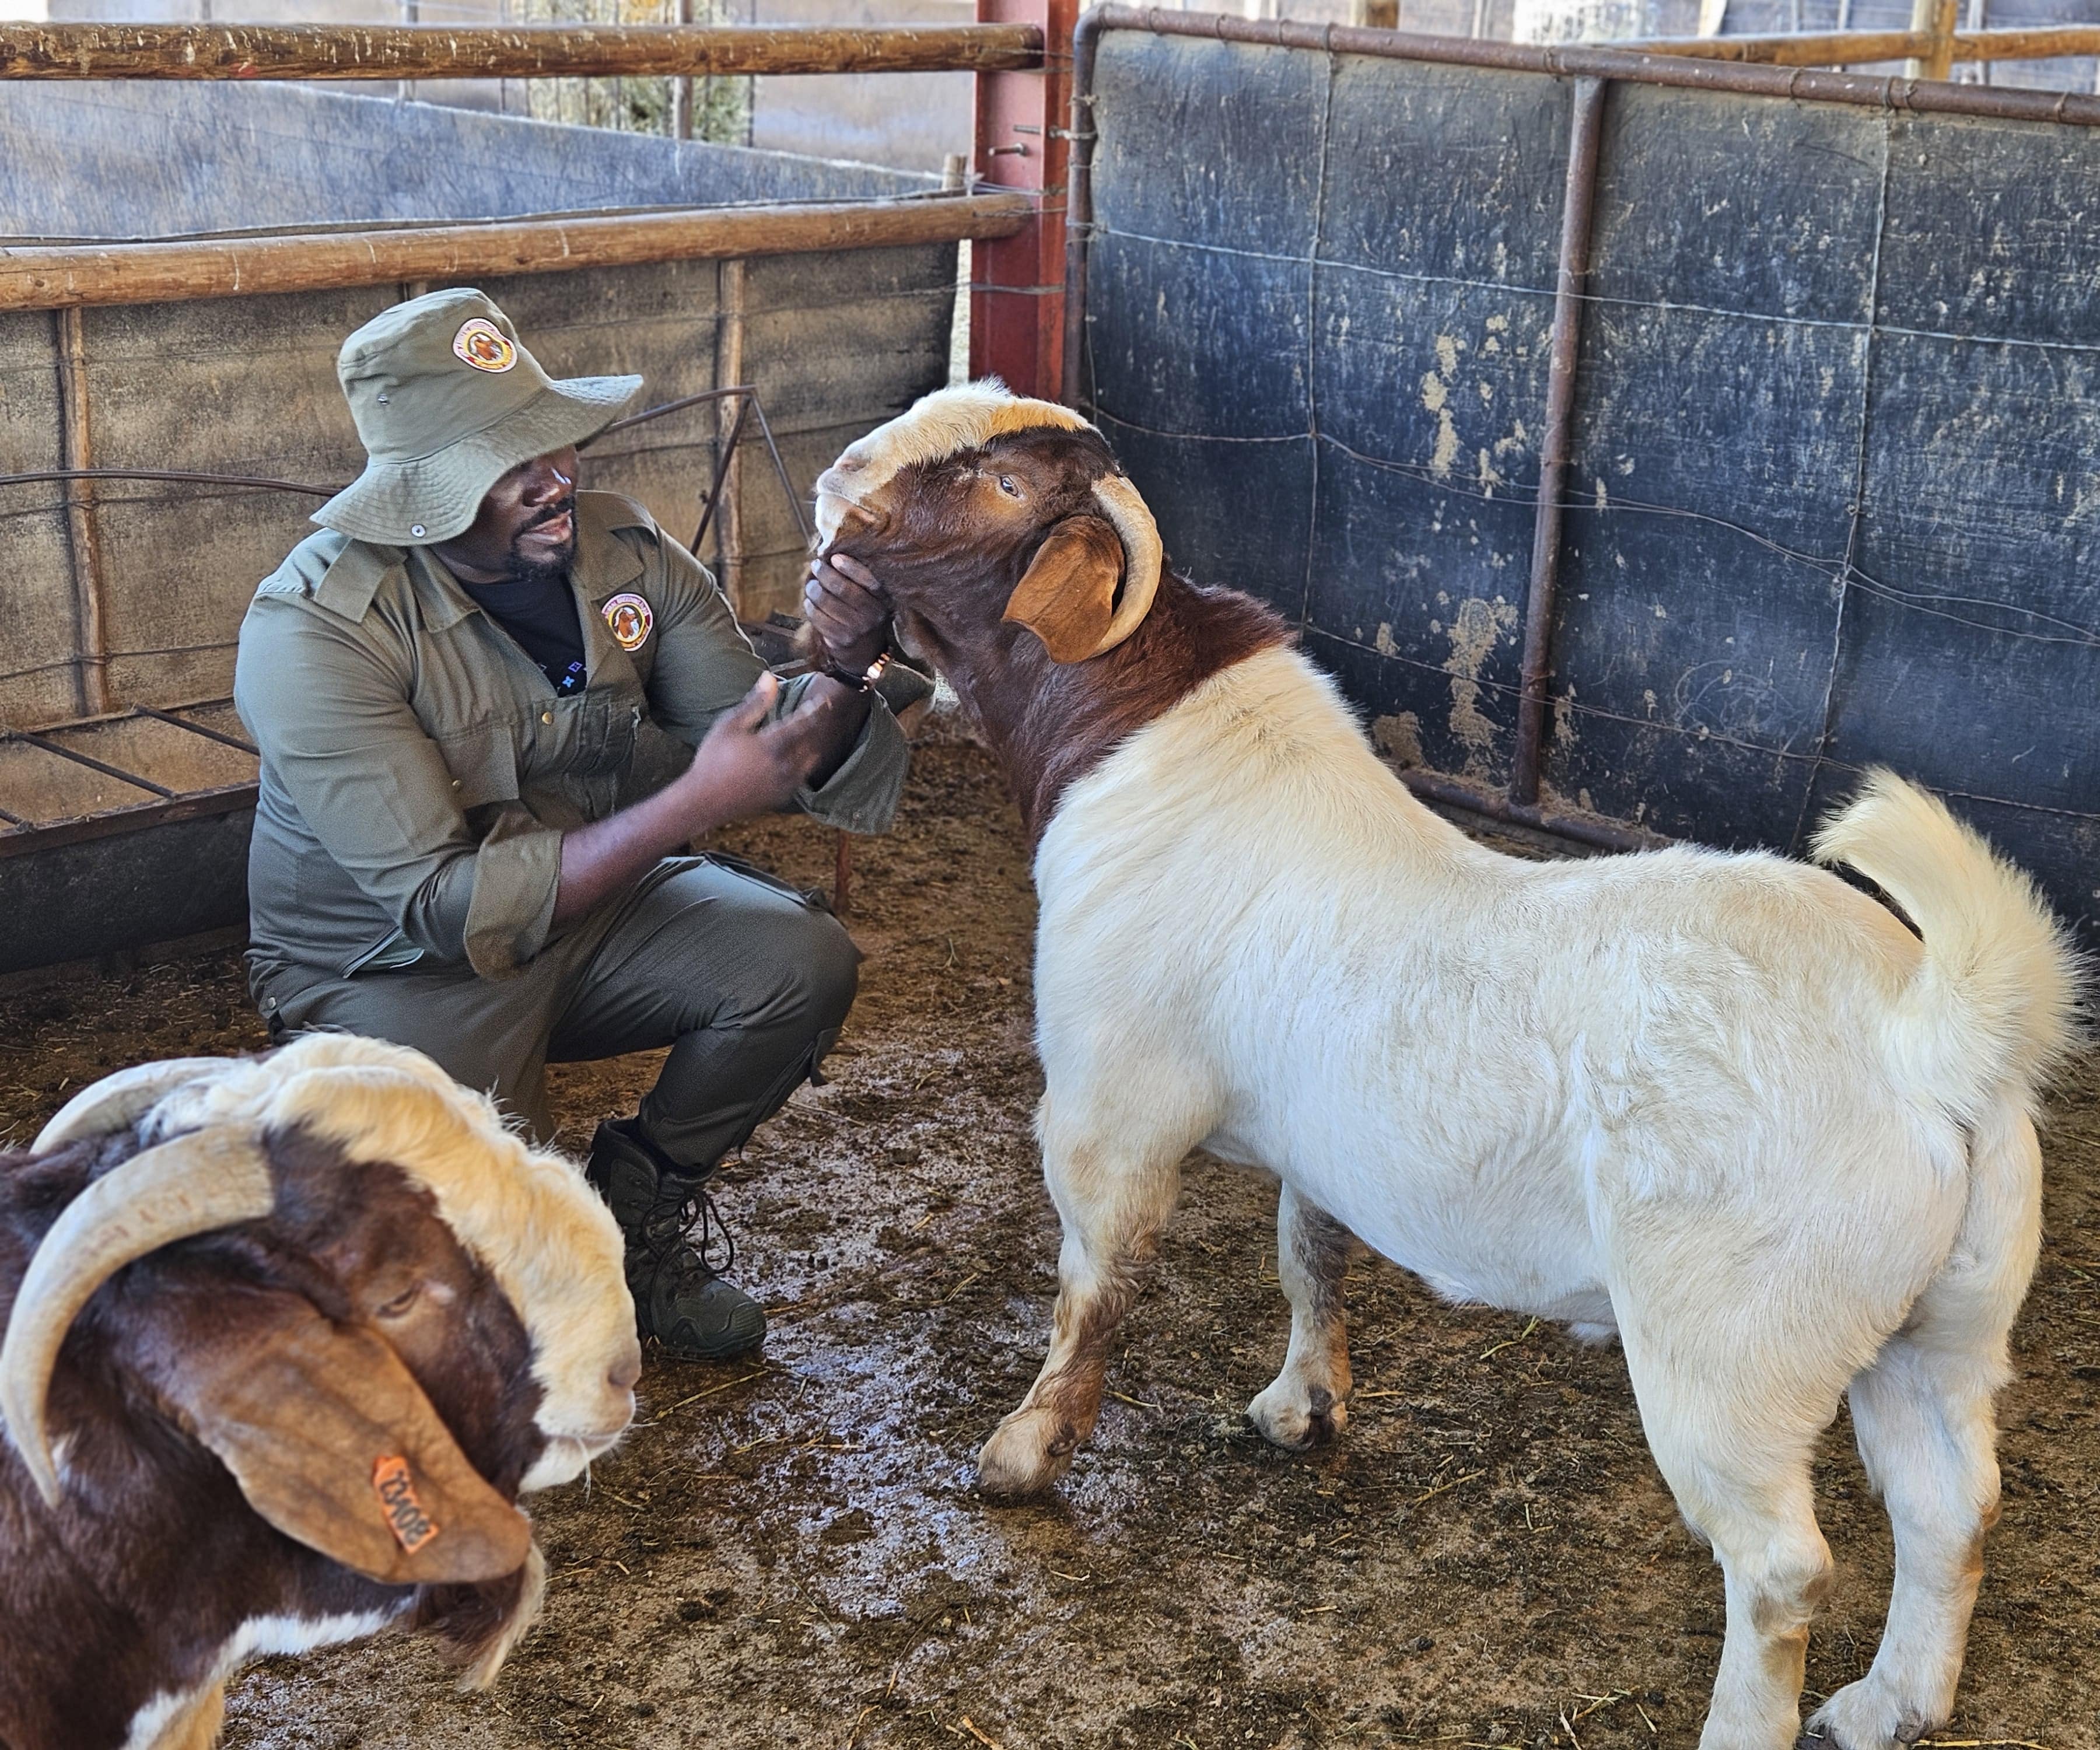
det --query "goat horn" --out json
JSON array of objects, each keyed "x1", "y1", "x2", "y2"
[
  {"x1": 1085, "y1": 474, "x2": 1165, "y2": 659},
  {"x1": 0, "y1": 1128, "x2": 274, "y2": 1507},
  {"x1": 33, "y1": 1058, "x2": 230, "y2": 1154}
]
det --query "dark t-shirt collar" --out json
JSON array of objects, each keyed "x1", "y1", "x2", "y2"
[{"x1": 457, "y1": 567, "x2": 590, "y2": 696}]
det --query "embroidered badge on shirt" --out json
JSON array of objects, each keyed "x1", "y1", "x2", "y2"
[
  {"x1": 452, "y1": 318, "x2": 518, "y2": 374},
  {"x1": 603, "y1": 592, "x2": 654, "y2": 652}
]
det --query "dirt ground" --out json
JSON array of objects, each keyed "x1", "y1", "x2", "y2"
[{"x1": 4, "y1": 739, "x2": 2096, "y2": 1750}]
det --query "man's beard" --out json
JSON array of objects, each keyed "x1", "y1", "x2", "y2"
[{"x1": 508, "y1": 501, "x2": 577, "y2": 587}]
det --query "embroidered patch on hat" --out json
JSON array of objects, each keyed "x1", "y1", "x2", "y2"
[
  {"x1": 452, "y1": 318, "x2": 518, "y2": 374},
  {"x1": 603, "y1": 592, "x2": 654, "y2": 652},
  {"x1": 372, "y1": 1454, "x2": 440, "y2": 1555}
]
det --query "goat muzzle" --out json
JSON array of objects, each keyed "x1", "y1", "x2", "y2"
[
  {"x1": 0, "y1": 1128, "x2": 275, "y2": 1506},
  {"x1": 811, "y1": 475, "x2": 888, "y2": 552}
]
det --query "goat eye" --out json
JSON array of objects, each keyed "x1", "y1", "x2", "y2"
[
  {"x1": 998, "y1": 475, "x2": 1022, "y2": 498},
  {"x1": 376, "y1": 1284, "x2": 422, "y2": 1319}
]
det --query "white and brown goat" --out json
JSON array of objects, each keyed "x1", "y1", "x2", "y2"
[
  {"x1": 0, "y1": 1031, "x2": 640, "y2": 1750},
  {"x1": 811, "y1": 382, "x2": 2082, "y2": 1750}
]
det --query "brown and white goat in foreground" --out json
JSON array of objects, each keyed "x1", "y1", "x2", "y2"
[
  {"x1": 811, "y1": 383, "x2": 2082, "y2": 1750},
  {"x1": 0, "y1": 1032, "x2": 641, "y2": 1750}
]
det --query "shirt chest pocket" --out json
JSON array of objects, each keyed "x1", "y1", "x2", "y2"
[
  {"x1": 562, "y1": 693, "x2": 645, "y2": 817},
  {"x1": 554, "y1": 686, "x2": 641, "y2": 776},
  {"x1": 436, "y1": 722, "x2": 523, "y2": 813}
]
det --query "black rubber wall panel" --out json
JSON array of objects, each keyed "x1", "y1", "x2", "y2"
[
  {"x1": 1079, "y1": 33, "x2": 2100, "y2": 937},
  {"x1": 1086, "y1": 37, "x2": 1568, "y2": 789},
  {"x1": 0, "y1": 812, "x2": 252, "y2": 977}
]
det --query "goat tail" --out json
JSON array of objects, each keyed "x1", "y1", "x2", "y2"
[{"x1": 1812, "y1": 768, "x2": 2084, "y2": 1121}]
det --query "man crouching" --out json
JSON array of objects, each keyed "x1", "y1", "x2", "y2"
[{"x1": 236, "y1": 288, "x2": 915, "y2": 1361}]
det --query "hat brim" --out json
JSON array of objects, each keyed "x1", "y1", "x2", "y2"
[{"x1": 313, "y1": 373, "x2": 644, "y2": 546}]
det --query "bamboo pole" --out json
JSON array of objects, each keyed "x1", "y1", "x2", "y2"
[
  {"x1": 712, "y1": 259, "x2": 747, "y2": 615},
  {"x1": 1953, "y1": 24, "x2": 2100, "y2": 60},
  {"x1": 1623, "y1": 24, "x2": 2100, "y2": 66},
  {"x1": 1910, "y1": 0, "x2": 1958, "y2": 79},
  {"x1": 10, "y1": 16, "x2": 2088, "y2": 85},
  {"x1": 1513, "y1": 76, "x2": 1605, "y2": 808},
  {"x1": 0, "y1": 194, "x2": 1035, "y2": 314},
  {"x1": 0, "y1": 21, "x2": 1041, "y2": 81},
  {"x1": 54, "y1": 307, "x2": 109, "y2": 718},
  {"x1": 1622, "y1": 27, "x2": 1922, "y2": 63}
]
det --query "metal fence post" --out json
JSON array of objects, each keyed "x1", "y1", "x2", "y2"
[
  {"x1": 1512, "y1": 75, "x2": 1607, "y2": 808},
  {"x1": 971, "y1": 0, "x2": 1077, "y2": 398}
]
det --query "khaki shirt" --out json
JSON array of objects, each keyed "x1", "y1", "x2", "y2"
[{"x1": 236, "y1": 490, "x2": 909, "y2": 982}]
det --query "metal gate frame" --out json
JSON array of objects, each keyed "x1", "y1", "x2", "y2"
[{"x1": 1063, "y1": 5, "x2": 2100, "y2": 855}]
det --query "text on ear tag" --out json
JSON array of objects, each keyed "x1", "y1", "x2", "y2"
[{"x1": 372, "y1": 1454, "x2": 441, "y2": 1554}]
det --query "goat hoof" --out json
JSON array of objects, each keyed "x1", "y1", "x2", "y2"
[
  {"x1": 976, "y1": 1410, "x2": 1076, "y2": 1499},
  {"x1": 1247, "y1": 1378, "x2": 1349, "y2": 1452},
  {"x1": 1807, "y1": 1680, "x2": 1945, "y2": 1750}
]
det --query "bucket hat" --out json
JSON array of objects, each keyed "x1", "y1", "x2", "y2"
[{"x1": 313, "y1": 287, "x2": 643, "y2": 546}]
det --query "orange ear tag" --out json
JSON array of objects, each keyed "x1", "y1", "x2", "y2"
[{"x1": 372, "y1": 1454, "x2": 442, "y2": 1554}]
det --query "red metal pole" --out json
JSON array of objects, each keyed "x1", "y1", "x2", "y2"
[{"x1": 971, "y1": 0, "x2": 1074, "y2": 399}]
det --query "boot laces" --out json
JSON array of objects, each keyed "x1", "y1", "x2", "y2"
[{"x1": 640, "y1": 1179, "x2": 736, "y2": 1282}]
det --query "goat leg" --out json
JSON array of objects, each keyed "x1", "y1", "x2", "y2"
[
  {"x1": 1810, "y1": 1102, "x2": 2039, "y2": 1750},
  {"x1": 977, "y1": 1111, "x2": 1189, "y2": 1499},
  {"x1": 1247, "y1": 1182, "x2": 1357, "y2": 1451}
]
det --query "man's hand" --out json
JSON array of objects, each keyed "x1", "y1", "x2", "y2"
[
  {"x1": 804, "y1": 552, "x2": 891, "y2": 676},
  {"x1": 552, "y1": 674, "x2": 866, "y2": 927},
  {"x1": 674, "y1": 673, "x2": 831, "y2": 825}
]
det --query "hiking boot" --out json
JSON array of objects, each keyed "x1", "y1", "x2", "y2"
[{"x1": 585, "y1": 1118, "x2": 766, "y2": 1360}]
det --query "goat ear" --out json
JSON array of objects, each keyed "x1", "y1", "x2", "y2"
[
  {"x1": 160, "y1": 1289, "x2": 532, "y2": 1587},
  {"x1": 1002, "y1": 513, "x2": 1127, "y2": 664}
]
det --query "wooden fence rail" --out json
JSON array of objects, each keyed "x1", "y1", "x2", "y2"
[
  {"x1": 0, "y1": 194, "x2": 1034, "y2": 313},
  {"x1": 0, "y1": 21, "x2": 1042, "y2": 81}
]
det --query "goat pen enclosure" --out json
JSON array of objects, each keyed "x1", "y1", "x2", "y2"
[
  {"x1": 0, "y1": 240, "x2": 965, "y2": 971},
  {"x1": 1, "y1": 18, "x2": 2098, "y2": 1749},
  {"x1": 0, "y1": 67, "x2": 1028, "y2": 972},
  {"x1": 1069, "y1": 11, "x2": 2100, "y2": 939}
]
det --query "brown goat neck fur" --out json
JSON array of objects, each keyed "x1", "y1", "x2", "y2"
[
  {"x1": 819, "y1": 428, "x2": 1293, "y2": 844},
  {"x1": 960, "y1": 570, "x2": 1293, "y2": 844}
]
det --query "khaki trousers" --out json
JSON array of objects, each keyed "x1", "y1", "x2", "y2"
[{"x1": 251, "y1": 855, "x2": 859, "y2": 1171}]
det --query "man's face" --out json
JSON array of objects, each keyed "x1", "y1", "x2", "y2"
[{"x1": 435, "y1": 446, "x2": 579, "y2": 584}]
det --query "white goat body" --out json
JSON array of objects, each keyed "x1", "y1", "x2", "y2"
[
  {"x1": 812, "y1": 379, "x2": 2077, "y2": 1750},
  {"x1": 986, "y1": 643, "x2": 2076, "y2": 1750},
  {"x1": 1043, "y1": 647, "x2": 1996, "y2": 1320}
]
